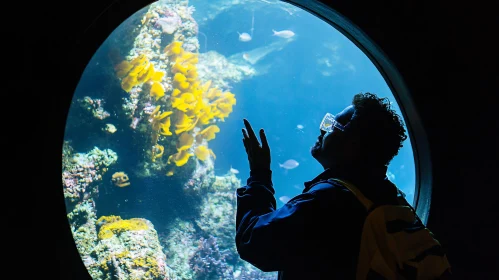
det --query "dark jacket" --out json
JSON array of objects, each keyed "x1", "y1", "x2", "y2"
[{"x1": 235, "y1": 166, "x2": 399, "y2": 280}]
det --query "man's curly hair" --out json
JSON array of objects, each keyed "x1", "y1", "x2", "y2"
[{"x1": 349, "y1": 92, "x2": 408, "y2": 166}]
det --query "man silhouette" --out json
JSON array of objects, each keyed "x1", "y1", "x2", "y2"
[{"x1": 236, "y1": 92, "x2": 409, "y2": 279}]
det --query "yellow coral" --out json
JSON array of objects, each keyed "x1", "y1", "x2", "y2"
[
  {"x1": 185, "y1": 65, "x2": 198, "y2": 81},
  {"x1": 164, "y1": 41, "x2": 183, "y2": 56},
  {"x1": 172, "y1": 88, "x2": 182, "y2": 97},
  {"x1": 197, "y1": 125, "x2": 220, "y2": 141},
  {"x1": 172, "y1": 92, "x2": 197, "y2": 112},
  {"x1": 177, "y1": 132, "x2": 194, "y2": 151},
  {"x1": 115, "y1": 61, "x2": 133, "y2": 78},
  {"x1": 141, "y1": 42, "x2": 238, "y2": 175},
  {"x1": 149, "y1": 106, "x2": 173, "y2": 131},
  {"x1": 211, "y1": 92, "x2": 236, "y2": 120},
  {"x1": 176, "y1": 51, "x2": 198, "y2": 65},
  {"x1": 98, "y1": 218, "x2": 149, "y2": 240},
  {"x1": 137, "y1": 62, "x2": 154, "y2": 84},
  {"x1": 130, "y1": 54, "x2": 147, "y2": 66},
  {"x1": 149, "y1": 105, "x2": 160, "y2": 119},
  {"x1": 133, "y1": 256, "x2": 161, "y2": 278},
  {"x1": 150, "y1": 82, "x2": 165, "y2": 101},
  {"x1": 173, "y1": 73, "x2": 189, "y2": 89},
  {"x1": 167, "y1": 150, "x2": 193, "y2": 167},
  {"x1": 121, "y1": 75, "x2": 138, "y2": 92},
  {"x1": 159, "y1": 117, "x2": 173, "y2": 136},
  {"x1": 116, "y1": 54, "x2": 158, "y2": 93},
  {"x1": 201, "y1": 80, "x2": 212, "y2": 92},
  {"x1": 96, "y1": 215, "x2": 122, "y2": 227},
  {"x1": 174, "y1": 112, "x2": 199, "y2": 135},
  {"x1": 172, "y1": 62, "x2": 188, "y2": 75},
  {"x1": 150, "y1": 70, "x2": 165, "y2": 82},
  {"x1": 197, "y1": 106, "x2": 214, "y2": 125},
  {"x1": 194, "y1": 145, "x2": 216, "y2": 161},
  {"x1": 152, "y1": 144, "x2": 164, "y2": 162},
  {"x1": 206, "y1": 88, "x2": 223, "y2": 100}
]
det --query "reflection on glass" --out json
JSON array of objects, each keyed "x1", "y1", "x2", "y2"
[{"x1": 62, "y1": 0, "x2": 415, "y2": 279}]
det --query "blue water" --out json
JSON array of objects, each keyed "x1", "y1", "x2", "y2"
[{"x1": 192, "y1": 2, "x2": 415, "y2": 206}]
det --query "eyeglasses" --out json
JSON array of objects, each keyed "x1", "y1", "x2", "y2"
[{"x1": 319, "y1": 113, "x2": 345, "y2": 132}]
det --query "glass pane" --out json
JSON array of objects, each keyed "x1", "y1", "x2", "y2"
[{"x1": 62, "y1": 0, "x2": 415, "y2": 279}]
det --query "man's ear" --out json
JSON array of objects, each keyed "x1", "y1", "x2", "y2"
[{"x1": 347, "y1": 133, "x2": 362, "y2": 156}]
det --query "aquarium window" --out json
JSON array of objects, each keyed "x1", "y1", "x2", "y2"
[{"x1": 62, "y1": 0, "x2": 422, "y2": 279}]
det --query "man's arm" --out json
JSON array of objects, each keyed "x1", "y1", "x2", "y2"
[
  {"x1": 235, "y1": 169, "x2": 276, "y2": 234},
  {"x1": 235, "y1": 169, "x2": 336, "y2": 272}
]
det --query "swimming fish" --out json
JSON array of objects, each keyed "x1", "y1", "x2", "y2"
[
  {"x1": 279, "y1": 159, "x2": 299, "y2": 169},
  {"x1": 238, "y1": 32, "x2": 252, "y2": 42},
  {"x1": 103, "y1": 123, "x2": 117, "y2": 134},
  {"x1": 296, "y1": 124, "x2": 304, "y2": 130},
  {"x1": 279, "y1": 196, "x2": 291, "y2": 203},
  {"x1": 272, "y1": 29, "x2": 295, "y2": 38},
  {"x1": 230, "y1": 166, "x2": 239, "y2": 174},
  {"x1": 111, "y1": 171, "x2": 130, "y2": 187}
]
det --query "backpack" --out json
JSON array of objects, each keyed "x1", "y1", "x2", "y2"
[{"x1": 328, "y1": 178, "x2": 451, "y2": 280}]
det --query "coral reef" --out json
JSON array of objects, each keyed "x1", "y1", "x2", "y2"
[
  {"x1": 62, "y1": 142, "x2": 118, "y2": 204},
  {"x1": 67, "y1": 200, "x2": 100, "y2": 256},
  {"x1": 110, "y1": 0, "x2": 237, "y2": 180},
  {"x1": 78, "y1": 96, "x2": 111, "y2": 120},
  {"x1": 159, "y1": 171, "x2": 274, "y2": 279},
  {"x1": 63, "y1": 143, "x2": 174, "y2": 279},
  {"x1": 90, "y1": 217, "x2": 174, "y2": 279},
  {"x1": 195, "y1": 174, "x2": 240, "y2": 251},
  {"x1": 159, "y1": 219, "x2": 198, "y2": 279},
  {"x1": 189, "y1": 235, "x2": 234, "y2": 279},
  {"x1": 62, "y1": 1, "x2": 282, "y2": 279}
]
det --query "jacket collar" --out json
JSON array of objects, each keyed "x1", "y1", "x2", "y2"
[{"x1": 303, "y1": 164, "x2": 388, "y2": 193}]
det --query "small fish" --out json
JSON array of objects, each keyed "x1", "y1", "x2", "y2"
[
  {"x1": 230, "y1": 166, "x2": 239, "y2": 174},
  {"x1": 103, "y1": 123, "x2": 117, "y2": 134},
  {"x1": 279, "y1": 196, "x2": 291, "y2": 203},
  {"x1": 281, "y1": 7, "x2": 295, "y2": 15},
  {"x1": 238, "y1": 32, "x2": 252, "y2": 42},
  {"x1": 272, "y1": 29, "x2": 295, "y2": 38},
  {"x1": 296, "y1": 124, "x2": 304, "y2": 130},
  {"x1": 279, "y1": 159, "x2": 299, "y2": 169}
]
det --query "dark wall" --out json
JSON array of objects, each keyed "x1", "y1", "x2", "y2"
[{"x1": 39, "y1": 0, "x2": 497, "y2": 279}]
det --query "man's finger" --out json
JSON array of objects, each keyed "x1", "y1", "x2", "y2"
[
  {"x1": 260, "y1": 129, "x2": 270, "y2": 151},
  {"x1": 243, "y1": 137, "x2": 253, "y2": 153},
  {"x1": 242, "y1": 128, "x2": 249, "y2": 140},
  {"x1": 243, "y1": 119, "x2": 259, "y2": 144},
  {"x1": 242, "y1": 139, "x2": 248, "y2": 154},
  {"x1": 242, "y1": 137, "x2": 249, "y2": 151}
]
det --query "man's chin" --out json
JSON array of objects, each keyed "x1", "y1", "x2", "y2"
[{"x1": 310, "y1": 145, "x2": 320, "y2": 158}]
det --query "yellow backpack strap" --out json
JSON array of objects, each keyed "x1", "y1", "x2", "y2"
[{"x1": 328, "y1": 178, "x2": 374, "y2": 211}]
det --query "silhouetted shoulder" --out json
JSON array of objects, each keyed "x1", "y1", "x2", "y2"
[
  {"x1": 306, "y1": 179, "x2": 365, "y2": 212},
  {"x1": 307, "y1": 180, "x2": 353, "y2": 198},
  {"x1": 308, "y1": 179, "x2": 346, "y2": 192}
]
